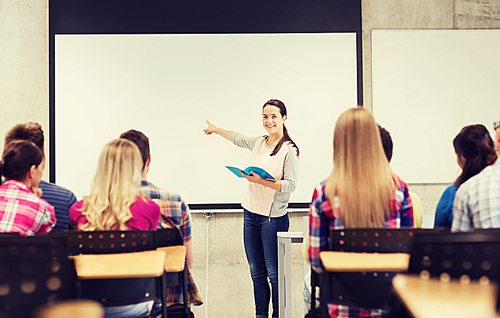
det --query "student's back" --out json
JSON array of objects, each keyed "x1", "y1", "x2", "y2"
[
  {"x1": 0, "y1": 140, "x2": 55, "y2": 236},
  {"x1": 70, "y1": 139, "x2": 160, "y2": 232},
  {"x1": 308, "y1": 108, "x2": 414, "y2": 318},
  {"x1": 4, "y1": 122, "x2": 78, "y2": 231},
  {"x1": 69, "y1": 138, "x2": 160, "y2": 318},
  {"x1": 435, "y1": 124, "x2": 497, "y2": 230}
]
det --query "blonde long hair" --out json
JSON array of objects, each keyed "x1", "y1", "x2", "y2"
[
  {"x1": 79, "y1": 138, "x2": 144, "y2": 231},
  {"x1": 324, "y1": 108, "x2": 397, "y2": 228}
]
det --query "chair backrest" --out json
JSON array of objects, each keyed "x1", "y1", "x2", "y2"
[
  {"x1": 56, "y1": 228, "x2": 185, "y2": 315},
  {"x1": 329, "y1": 228, "x2": 436, "y2": 253},
  {"x1": 58, "y1": 228, "x2": 183, "y2": 255},
  {"x1": 0, "y1": 236, "x2": 77, "y2": 318},
  {"x1": 322, "y1": 228, "x2": 438, "y2": 311},
  {"x1": 408, "y1": 230, "x2": 500, "y2": 282}
]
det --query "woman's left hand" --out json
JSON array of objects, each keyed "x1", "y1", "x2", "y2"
[
  {"x1": 242, "y1": 171, "x2": 264, "y2": 184},
  {"x1": 242, "y1": 171, "x2": 281, "y2": 191}
]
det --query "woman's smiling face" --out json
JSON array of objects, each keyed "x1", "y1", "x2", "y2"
[{"x1": 262, "y1": 105, "x2": 286, "y2": 135}]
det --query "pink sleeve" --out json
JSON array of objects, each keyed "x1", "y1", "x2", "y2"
[
  {"x1": 70, "y1": 200, "x2": 88, "y2": 229},
  {"x1": 36, "y1": 203, "x2": 56, "y2": 235},
  {"x1": 144, "y1": 197, "x2": 161, "y2": 230},
  {"x1": 128, "y1": 197, "x2": 161, "y2": 230}
]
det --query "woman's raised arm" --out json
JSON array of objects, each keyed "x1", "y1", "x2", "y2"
[{"x1": 203, "y1": 120, "x2": 234, "y2": 141}]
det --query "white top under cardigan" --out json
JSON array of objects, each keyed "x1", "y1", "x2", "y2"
[{"x1": 231, "y1": 132, "x2": 298, "y2": 217}]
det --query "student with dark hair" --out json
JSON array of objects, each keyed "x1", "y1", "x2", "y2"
[
  {"x1": 4, "y1": 122, "x2": 77, "y2": 231},
  {"x1": 120, "y1": 129, "x2": 203, "y2": 310},
  {"x1": 435, "y1": 124, "x2": 497, "y2": 228},
  {"x1": 377, "y1": 124, "x2": 423, "y2": 228},
  {"x1": 378, "y1": 125, "x2": 393, "y2": 162},
  {"x1": 0, "y1": 140, "x2": 55, "y2": 236},
  {"x1": 204, "y1": 99, "x2": 299, "y2": 318}
]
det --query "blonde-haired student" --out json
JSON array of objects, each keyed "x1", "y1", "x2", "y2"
[
  {"x1": 71, "y1": 138, "x2": 160, "y2": 231},
  {"x1": 308, "y1": 107, "x2": 414, "y2": 318},
  {"x1": 70, "y1": 138, "x2": 160, "y2": 318}
]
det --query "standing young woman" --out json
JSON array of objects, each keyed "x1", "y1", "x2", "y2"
[
  {"x1": 70, "y1": 138, "x2": 160, "y2": 318},
  {"x1": 308, "y1": 107, "x2": 413, "y2": 318},
  {"x1": 204, "y1": 99, "x2": 299, "y2": 318},
  {"x1": 0, "y1": 140, "x2": 55, "y2": 236}
]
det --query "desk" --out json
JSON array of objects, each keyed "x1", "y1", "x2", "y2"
[
  {"x1": 392, "y1": 274, "x2": 500, "y2": 318},
  {"x1": 277, "y1": 231, "x2": 303, "y2": 318}
]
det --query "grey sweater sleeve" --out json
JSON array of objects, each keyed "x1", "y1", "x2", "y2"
[
  {"x1": 280, "y1": 144, "x2": 298, "y2": 193},
  {"x1": 230, "y1": 132, "x2": 262, "y2": 151}
]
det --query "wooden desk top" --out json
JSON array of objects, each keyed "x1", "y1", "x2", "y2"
[
  {"x1": 158, "y1": 245, "x2": 186, "y2": 272},
  {"x1": 72, "y1": 250, "x2": 166, "y2": 279},
  {"x1": 319, "y1": 251, "x2": 410, "y2": 272},
  {"x1": 392, "y1": 274, "x2": 500, "y2": 318},
  {"x1": 35, "y1": 300, "x2": 104, "y2": 318}
]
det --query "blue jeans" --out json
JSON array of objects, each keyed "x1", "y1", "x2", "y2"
[{"x1": 244, "y1": 210, "x2": 290, "y2": 318}]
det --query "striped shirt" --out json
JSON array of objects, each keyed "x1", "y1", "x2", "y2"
[
  {"x1": 39, "y1": 180, "x2": 77, "y2": 231},
  {"x1": 0, "y1": 180, "x2": 56, "y2": 236},
  {"x1": 308, "y1": 177, "x2": 413, "y2": 318},
  {"x1": 452, "y1": 159, "x2": 500, "y2": 232}
]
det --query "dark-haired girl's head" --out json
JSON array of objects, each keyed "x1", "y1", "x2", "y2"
[
  {"x1": 0, "y1": 140, "x2": 44, "y2": 186},
  {"x1": 453, "y1": 124, "x2": 497, "y2": 186},
  {"x1": 263, "y1": 99, "x2": 287, "y2": 118}
]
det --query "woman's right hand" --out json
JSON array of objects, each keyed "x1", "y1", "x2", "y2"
[
  {"x1": 203, "y1": 120, "x2": 218, "y2": 135},
  {"x1": 203, "y1": 120, "x2": 234, "y2": 141}
]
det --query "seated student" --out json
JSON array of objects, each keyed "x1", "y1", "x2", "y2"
[
  {"x1": 0, "y1": 140, "x2": 55, "y2": 235},
  {"x1": 70, "y1": 138, "x2": 160, "y2": 317},
  {"x1": 435, "y1": 125, "x2": 497, "y2": 228},
  {"x1": 308, "y1": 108, "x2": 413, "y2": 318},
  {"x1": 452, "y1": 121, "x2": 500, "y2": 232},
  {"x1": 302, "y1": 123, "x2": 418, "y2": 317},
  {"x1": 378, "y1": 125, "x2": 423, "y2": 228},
  {"x1": 120, "y1": 129, "x2": 203, "y2": 310},
  {"x1": 4, "y1": 122, "x2": 78, "y2": 231}
]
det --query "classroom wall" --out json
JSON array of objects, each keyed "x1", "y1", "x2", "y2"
[{"x1": 2, "y1": 0, "x2": 500, "y2": 317}]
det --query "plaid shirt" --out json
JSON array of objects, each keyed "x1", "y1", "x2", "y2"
[
  {"x1": 0, "y1": 180, "x2": 56, "y2": 236},
  {"x1": 140, "y1": 181, "x2": 202, "y2": 306},
  {"x1": 308, "y1": 177, "x2": 413, "y2": 318},
  {"x1": 140, "y1": 181, "x2": 191, "y2": 239},
  {"x1": 452, "y1": 159, "x2": 500, "y2": 232}
]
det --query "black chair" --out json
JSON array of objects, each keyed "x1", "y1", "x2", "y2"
[
  {"x1": 57, "y1": 228, "x2": 189, "y2": 318},
  {"x1": 408, "y1": 230, "x2": 500, "y2": 282},
  {"x1": 0, "y1": 236, "x2": 77, "y2": 318},
  {"x1": 315, "y1": 228, "x2": 436, "y2": 318},
  {"x1": 390, "y1": 230, "x2": 500, "y2": 317}
]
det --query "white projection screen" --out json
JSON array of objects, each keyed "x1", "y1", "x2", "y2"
[
  {"x1": 372, "y1": 30, "x2": 500, "y2": 184},
  {"x1": 55, "y1": 33, "x2": 358, "y2": 206}
]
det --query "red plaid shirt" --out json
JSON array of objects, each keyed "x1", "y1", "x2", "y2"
[{"x1": 0, "y1": 180, "x2": 56, "y2": 236}]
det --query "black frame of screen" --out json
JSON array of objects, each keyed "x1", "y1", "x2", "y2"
[{"x1": 49, "y1": 0, "x2": 362, "y2": 210}]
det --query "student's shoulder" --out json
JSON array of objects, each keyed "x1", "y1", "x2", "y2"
[
  {"x1": 30, "y1": 194, "x2": 54, "y2": 212},
  {"x1": 141, "y1": 182, "x2": 185, "y2": 202},
  {"x1": 39, "y1": 180, "x2": 77, "y2": 199}
]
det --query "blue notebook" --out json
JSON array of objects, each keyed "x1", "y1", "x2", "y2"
[{"x1": 225, "y1": 166, "x2": 276, "y2": 181}]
